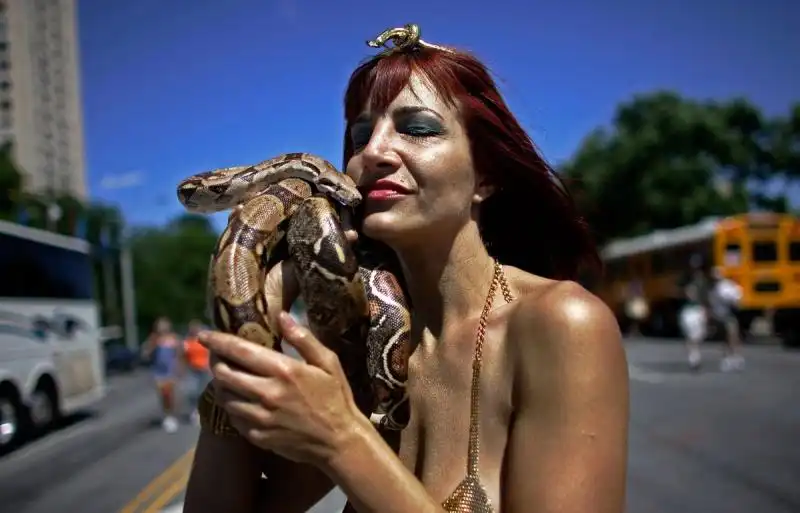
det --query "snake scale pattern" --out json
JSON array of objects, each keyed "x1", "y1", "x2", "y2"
[{"x1": 177, "y1": 152, "x2": 411, "y2": 431}]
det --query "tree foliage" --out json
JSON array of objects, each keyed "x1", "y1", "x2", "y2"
[
  {"x1": 130, "y1": 213, "x2": 218, "y2": 334},
  {"x1": 561, "y1": 91, "x2": 799, "y2": 244}
]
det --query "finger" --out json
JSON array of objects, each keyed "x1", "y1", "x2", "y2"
[
  {"x1": 217, "y1": 387, "x2": 276, "y2": 426},
  {"x1": 264, "y1": 259, "x2": 301, "y2": 329},
  {"x1": 228, "y1": 416, "x2": 274, "y2": 447},
  {"x1": 200, "y1": 330, "x2": 297, "y2": 378},
  {"x1": 211, "y1": 356, "x2": 279, "y2": 405},
  {"x1": 278, "y1": 312, "x2": 339, "y2": 374}
]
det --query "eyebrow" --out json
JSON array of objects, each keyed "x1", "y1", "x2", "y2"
[{"x1": 353, "y1": 105, "x2": 444, "y2": 125}]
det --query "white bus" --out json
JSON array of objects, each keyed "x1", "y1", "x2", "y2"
[{"x1": 0, "y1": 219, "x2": 106, "y2": 452}]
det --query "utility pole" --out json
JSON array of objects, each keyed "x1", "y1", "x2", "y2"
[
  {"x1": 100, "y1": 224, "x2": 117, "y2": 327},
  {"x1": 119, "y1": 230, "x2": 139, "y2": 351}
]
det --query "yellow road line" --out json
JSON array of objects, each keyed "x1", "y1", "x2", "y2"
[
  {"x1": 142, "y1": 471, "x2": 191, "y2": 513},
  {"x1": 118, "y1": 449, "x2": 194, "y2": 513}
]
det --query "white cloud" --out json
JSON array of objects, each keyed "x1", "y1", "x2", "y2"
[{"x1": 99, "y1": 170, "x2": 144, "y2": 190}]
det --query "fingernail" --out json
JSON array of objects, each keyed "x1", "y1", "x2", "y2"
[{"x1": 198, "y1": 330, "x2": 211, "y2": 341}]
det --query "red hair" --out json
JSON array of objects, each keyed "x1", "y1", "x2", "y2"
[{"x1": 343, "y1": 46, "x2": 599, "y2": 280}]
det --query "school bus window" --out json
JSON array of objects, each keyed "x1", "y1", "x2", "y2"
[
  {"x1": 752, "y1": 241, "x2": 777, "y2": 263},
  {"x1": 789, "y1": 241, "x2": 800, "y2": 262},
  {"x1": 724, "y1": 243, "x2": 742, "y2": 267}
]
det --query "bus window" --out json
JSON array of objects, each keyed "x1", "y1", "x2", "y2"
[
  {"x1": 0, "y1": 233, "x2": 94, "y2": 299},
  {"x1": 724, "y1": 243, "x2": 742, "y2": 266},
  {"x1": 752, "y1": 240, "x2": 778, "y2": 263},
  {"x1": 790, "y1": 241, "x2": 800, "y2": 262}
]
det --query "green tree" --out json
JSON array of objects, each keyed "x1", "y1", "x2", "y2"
[
  {"x1": 131, "y1": 213, "x2": 218, "y2": 335},
  {"x1": 769, "y1": 103, "x2": 800, "y2": 212},
  {"x1": 51, "y1": 193, "x2": 86, "y2": 236},
  {"x1": 561, "y1": 91, "x2": 790, "y2": 243},
  {"x1": 80, "y1": 202, "x2": 126, "y2": 328}
]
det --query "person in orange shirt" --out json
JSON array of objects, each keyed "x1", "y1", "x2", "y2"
[{"x1": 182, "y1": 319, "x2": 211, "y2": 425}]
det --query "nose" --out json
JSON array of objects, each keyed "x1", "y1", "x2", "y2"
[{"x1": 360, "y1": 123, "x2": 402, "y2": 176}]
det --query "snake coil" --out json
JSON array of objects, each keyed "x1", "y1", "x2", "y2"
[{"x1": 177, "y1": 152, "x2": 411, "y2": 432}]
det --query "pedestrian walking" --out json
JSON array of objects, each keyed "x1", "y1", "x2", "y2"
[
  {"x1": 709, "y1": 267, "x2": 746, "y2": 372},
  {"x1": 142, "y1": 317, "x2": 181, "y2": 433},
  {"x1": 679, "y1": 255, "x2": 711, "y2": 370}
]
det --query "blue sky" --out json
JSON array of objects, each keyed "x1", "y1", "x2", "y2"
[{"x1": 78, "y1": 0, "x2": 798, "y2": 229}]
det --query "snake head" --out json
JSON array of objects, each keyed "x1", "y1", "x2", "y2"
[{"x1": 316, "y1": 173, "x2": 362, "y2": 207}]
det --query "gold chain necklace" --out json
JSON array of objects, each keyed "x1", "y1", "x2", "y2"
[
  {"x1": 473, "y1": 259, "x2": 514, "y2": 370},
  {"x1": 467, "y1": 258, "x2": 514, "y2": 475}
]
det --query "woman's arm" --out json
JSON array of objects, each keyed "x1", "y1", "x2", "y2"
[
  {"x1": 140, "y1": 333, "x2": 156, "y2": 360},
  {"x1": 503, "y1": 281, "x2": 629, "y2": 513},
  {"x1": 183, "y1": 431, "x2": 265, "y2": 513},
  {"x1": 184, "y1": 430, "x2": 337, "y2": 513}
]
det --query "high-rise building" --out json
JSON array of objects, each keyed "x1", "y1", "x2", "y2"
[{"x1": 0, "y1": 0, "x2": 87, "y2": 200}]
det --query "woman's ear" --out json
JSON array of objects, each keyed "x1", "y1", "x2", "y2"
[{"x1": 472, "y1": 173, "x2": 497, "y2": 204}]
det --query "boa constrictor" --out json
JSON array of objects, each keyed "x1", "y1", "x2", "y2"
[{"x1": 177, "y1": 152, "x2": 411, "y2": 431}]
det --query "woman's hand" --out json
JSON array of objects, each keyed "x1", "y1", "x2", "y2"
[{"x1": 198, "y1": 312, "x2": 365, "y2": 468}]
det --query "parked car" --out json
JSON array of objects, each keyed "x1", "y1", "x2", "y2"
[{"x1": 103, "y1": 340, "x2": 140, "y2": 374}]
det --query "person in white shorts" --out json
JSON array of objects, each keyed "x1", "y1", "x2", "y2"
[{"x1": 679, "y1": 258, "x2": 710, "y2": 370}]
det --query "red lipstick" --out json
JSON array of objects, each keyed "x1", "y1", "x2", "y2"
[{"x1": 365, "y1": 179, "x2": 412, "y2": 200}]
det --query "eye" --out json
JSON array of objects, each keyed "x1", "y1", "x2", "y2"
[
  {"x1": 404, "y1": 125, "x2": 439, "y2": 136},
  {"x1": 350, "y1": 123, "x2": 372, "y2": 149},
  {"x1": 395, "y1": 114, "x2": 445, "y2": 139}
]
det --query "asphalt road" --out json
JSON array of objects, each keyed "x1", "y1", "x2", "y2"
[
  {"x1": 0, "y1": 370, "x2": 199, "y2": 513},
  {"x1": 1, "y1": 338, "x2": 798, "y2": 513}
]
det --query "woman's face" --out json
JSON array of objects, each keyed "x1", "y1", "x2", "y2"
[{"x1": 346, "y1": 73, "x2": 489, "y2": 247}]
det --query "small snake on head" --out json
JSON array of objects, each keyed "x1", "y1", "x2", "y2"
[{"x1": 177, "y1": 152, "x2": 411, "y2": 432}]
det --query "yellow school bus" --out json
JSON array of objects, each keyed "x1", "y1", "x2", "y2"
[{"x1": 594, "y1": 213, "x2": 800, "y2": 346}]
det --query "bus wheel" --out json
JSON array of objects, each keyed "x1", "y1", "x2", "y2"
[
  {"x1": 28, "y1": 379, "x2": 59, "y2": 434},
  {"x1": 0, "y1": 384, "x2": 25, "y2": 454}
]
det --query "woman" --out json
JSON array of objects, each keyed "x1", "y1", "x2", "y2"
[
  {"x1": 185, "y1": 24, "x2": 629, "y2": 513},
  {"x1": 142, "y1": 316, "x2": 181, "y2": 433},
  {"x1": 679, "y1": 256, "x2": 711, "y2": 371}
]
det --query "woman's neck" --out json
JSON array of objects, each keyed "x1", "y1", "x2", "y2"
[{"x1": 394, "y1": 221, "x2": 495, "y2": 337}]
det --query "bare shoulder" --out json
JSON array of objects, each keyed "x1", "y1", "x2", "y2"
[
  {"x1": 497, "y1": 276, "x2": 629, "y2": 512},
  {"x1": 504, "y1": 270, "x2": 627, "y2": 397}
]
